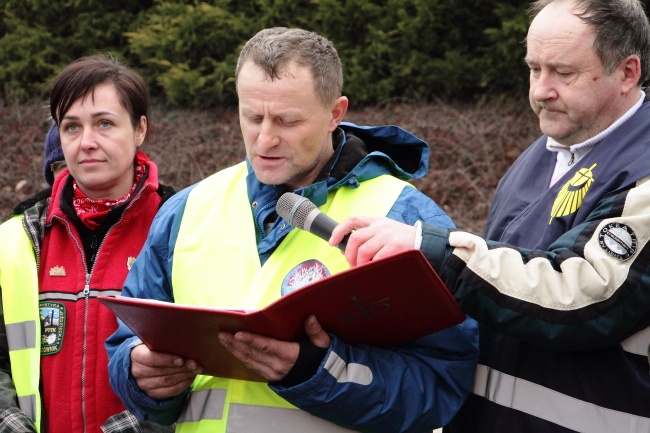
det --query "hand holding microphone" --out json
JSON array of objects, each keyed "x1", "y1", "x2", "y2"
[
  {"x1": 276, "y1": 192, "x2": 418, "y2": 265},
  {"x1": 276, "y1": 192, "x2": 350, "y2": 251}
]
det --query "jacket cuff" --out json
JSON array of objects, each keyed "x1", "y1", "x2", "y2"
[
  {"x1": 278, "y1": 340, "x2": 328, "y2": 387},
  {"x1": 270, "y1": 336, "x2": 341, "y2": 400},
  {"x1": 420, "y1": 224, "x2": 451, "y2": 271}
]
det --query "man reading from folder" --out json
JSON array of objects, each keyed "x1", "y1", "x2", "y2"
[{"x1": 106, "y1": 27, "x2": 478, "y2": 433}]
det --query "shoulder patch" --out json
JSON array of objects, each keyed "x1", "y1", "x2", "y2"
[
  {"x1": 598, "y1": 222, "x2": 637, "y2": 261},
  {"x1": 281, "y1": 259, "x2": 330, "y2": 295},
  {"x1": 40, "y1": 302, "x2": 66, "y2": 355}
]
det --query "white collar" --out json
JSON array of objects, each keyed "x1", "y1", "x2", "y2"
[{"x1": 546, "y1": 90, "x2": 645, "y2": 158}]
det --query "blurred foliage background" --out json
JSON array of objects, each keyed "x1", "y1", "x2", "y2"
[
  {"x1": 0, "y1": 0, "x2": 546, "y2": 107},
  {"x1": 1, "y1": 0, "x2": 647, "y2": 228}
]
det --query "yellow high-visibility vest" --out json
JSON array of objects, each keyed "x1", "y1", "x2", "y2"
[
  {"x1": 0, "y1": 216, "x2": 42, "y2": 431},
  {"x1": 172, "y1": 162, "x2": 412, "y2": 432}
]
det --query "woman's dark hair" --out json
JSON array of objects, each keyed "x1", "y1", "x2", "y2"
[{"x1": 49, "y1": 53, "x2": 149, "y2": 127}]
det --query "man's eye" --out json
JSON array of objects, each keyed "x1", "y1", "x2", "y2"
[{"x1": 279, "y1": 119, "x2": 299, "y2": 127}]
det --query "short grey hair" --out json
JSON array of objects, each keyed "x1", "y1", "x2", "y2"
[
  {"x1": 235, "y1": 27, "x2": 344, "y2": 107},
  {"x1": 528, "y1": 0, "x2": 650, "y2": 85}
]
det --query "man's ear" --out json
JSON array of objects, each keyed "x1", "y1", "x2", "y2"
[
  {"x1": 329, "y1": 96, "x2": 349, "y2": 132},
  {"x1": 620, "y1": 55, "x2": 642, "y2": 94}
]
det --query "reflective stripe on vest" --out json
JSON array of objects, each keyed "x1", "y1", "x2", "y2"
[
  {"x1": 0, "y1": 216, "x2": 42, "y2": 431},
  {"x1": 472, "y1": 363, "x2": 650, "y2": 432},
  {"x1": 179, "y1": 388, "x2": 355, "y2": 433},
  {"x1": 172, "y1": 162, "x2": 411, "y2": 432}
]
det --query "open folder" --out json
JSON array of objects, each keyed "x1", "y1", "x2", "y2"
[{"x1": 99, "y1": 249, "x2": 465, "y2": 382}]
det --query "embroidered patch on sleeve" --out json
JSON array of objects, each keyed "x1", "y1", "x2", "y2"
[
  {"x1": 598, "y1": 222, "x2": 638, "y2": 261},
  {"x1": 39, "y1": 302, "x2": 66, "y2": 355}
]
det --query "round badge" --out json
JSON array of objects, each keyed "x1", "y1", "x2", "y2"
[
  {"x1": 598, "y1": 223, "x2": 637, "y2": 261},
  {"x1": 281, "y1": 259, "x2": 330, "y2": 295}
]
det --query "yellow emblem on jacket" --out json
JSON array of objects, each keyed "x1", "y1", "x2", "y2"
[{"x1": 549, "y1": 163, "x2": 597, "y2": 224}]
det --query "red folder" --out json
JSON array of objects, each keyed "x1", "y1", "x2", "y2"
[{"x1": 99, "y1": 249, "x2": 464, "y2": 382}]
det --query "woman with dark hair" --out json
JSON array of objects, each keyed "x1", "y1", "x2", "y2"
[{"x1": 0, "y1": 54, "x2": 174, "y2": 432}]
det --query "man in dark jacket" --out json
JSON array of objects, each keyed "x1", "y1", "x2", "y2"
[{"x1": 330, "y1": 1, "x2": 650, "y2": 432}]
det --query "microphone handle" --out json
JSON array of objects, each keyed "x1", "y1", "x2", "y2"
[{"x1": 309, "y1": 212, "x2": 349, "y2": 251}]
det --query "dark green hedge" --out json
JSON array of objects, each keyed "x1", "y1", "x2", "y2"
[{"x1": 0, "y1": 0, "x2": 598, "y2": 107}]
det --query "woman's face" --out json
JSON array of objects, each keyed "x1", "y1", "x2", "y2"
[{"x1": 58, "y1": 82, "x2": 146, "y2": 199}]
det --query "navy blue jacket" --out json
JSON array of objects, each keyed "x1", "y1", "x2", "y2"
[{"x1": 421, "y1": 99, "x2": 650, "y2": 432}]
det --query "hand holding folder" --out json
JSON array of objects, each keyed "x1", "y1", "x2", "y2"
[{"x1": 100, "y1": 249, "x2": 465, "y2": 382}]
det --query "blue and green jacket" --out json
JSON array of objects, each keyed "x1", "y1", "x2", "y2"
[{"x1": 106, "y1": 122, "x2": 479, "y2": 432}]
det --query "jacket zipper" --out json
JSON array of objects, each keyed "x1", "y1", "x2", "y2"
[
  {"x1": 81, "y1": 272, "x2": 90, "y2": 433},
  {"x1": 254, "y1": 200, "x2": 277, "y2": 237},
  {"x1": 51, "y1": 184, "x2": 146, "y2": 432}
]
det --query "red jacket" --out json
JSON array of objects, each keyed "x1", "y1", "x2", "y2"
[{"x1": 38, "y1": 152, "x2": 167, "y2": 432}]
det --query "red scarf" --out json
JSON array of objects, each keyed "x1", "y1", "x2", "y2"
[{"x1": 72, "y1": 163, "x2": 145, "y2": 230}]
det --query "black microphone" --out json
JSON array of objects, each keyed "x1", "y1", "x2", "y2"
[{"x1": 276, "y1": 192, "x2": 349, "y2": 250}]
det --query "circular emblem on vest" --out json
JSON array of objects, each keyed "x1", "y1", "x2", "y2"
[
  {"x1": 281, "y1": 260, "x2": 331, "y2": 295},
  {"x1": 598, "y1": 222, "x2": 637, "y2": 261}
]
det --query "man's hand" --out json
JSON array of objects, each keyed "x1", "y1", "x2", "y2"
[
  {"x1": 131, "y1": 344, "x2": 202, "y2": 400},
  {"x1": 329, "y1": 216, "x2": 417, "y2": 266},
  {"x1": 219, "y1": 314, "x2": 330, "y2": 382}
]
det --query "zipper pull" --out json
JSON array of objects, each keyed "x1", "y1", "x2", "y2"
[
  {"x1": 84, "y1": 273, "x2": 91, "y2": 295},
  {"x1": 567, "y1": 153, "x2": 575, "y2": 166}
]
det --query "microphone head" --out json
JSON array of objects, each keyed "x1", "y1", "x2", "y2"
[{"x1": 276, "y1": 192, "x2": 317, "y2": 229}]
